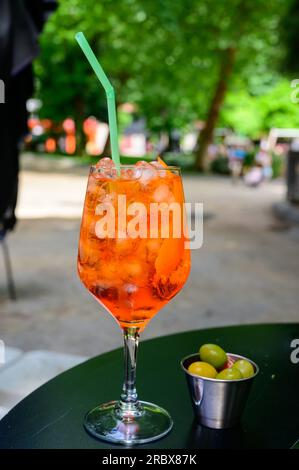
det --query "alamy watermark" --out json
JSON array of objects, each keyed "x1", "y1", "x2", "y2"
[
  {"x1": 290, "y1": 339, "x2": 299, "y2": 364},
  {"x1": 94, "y1": 196, "x2": 203, "y2": 249},
  {"x1": 0, "y1": 79, "x2": 5, "y2": 103},
  {"x1": 290, "y1": 79, "x2": 299, "y2": 104},
  {"x1": 0, "y1": 340, "x2": 4, "y2": 364}
]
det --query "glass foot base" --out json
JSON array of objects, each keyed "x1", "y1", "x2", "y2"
[{"x1": 84, "y1": 400, "x2": 173, "y2": 445}]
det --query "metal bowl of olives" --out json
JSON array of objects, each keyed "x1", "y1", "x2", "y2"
[{"x1": 181, "y1": 344, "x2": 259, "y2": 429}]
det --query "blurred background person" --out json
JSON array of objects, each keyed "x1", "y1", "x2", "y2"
[{"x1": 228, "y1": 146, "x2": 246, "y2": 184}]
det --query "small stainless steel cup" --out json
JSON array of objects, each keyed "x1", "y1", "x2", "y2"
[{"x1": 181, "y1": 353, "x2": 259, "y2": 429}]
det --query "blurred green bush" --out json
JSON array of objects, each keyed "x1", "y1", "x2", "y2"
[
  {"x1": 271, "y1": 153, "x2": 284, "y2": 178},
  {"x1": 210, "y1": 156, "x2": 230, "y2": 175}
]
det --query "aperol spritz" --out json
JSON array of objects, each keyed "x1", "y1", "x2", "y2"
[{"x1": 78, "y1": 158, "x2": 190, "y2": 444}]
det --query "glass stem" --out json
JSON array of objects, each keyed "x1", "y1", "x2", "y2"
[{"x1": 116, "y1": 327, "x2": 142, "y2": 418}]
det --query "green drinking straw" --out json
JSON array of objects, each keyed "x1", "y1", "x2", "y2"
[{"x1": 75, "y1": 32, "x2": 120, "y2": 172}]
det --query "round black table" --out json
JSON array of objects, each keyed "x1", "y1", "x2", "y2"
[{"x1": 1, "y1": 324, "x2": 299, "y2": 449}]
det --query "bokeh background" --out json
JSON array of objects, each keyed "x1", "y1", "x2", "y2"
[{"x1": 0, "y1": 0, "x2": 299, "y2": 419}]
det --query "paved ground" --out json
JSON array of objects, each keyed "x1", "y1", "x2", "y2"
[
  {"x1": 0, "y1": 347, "x2": 87, "y2": 419},
  {"x1": 1, "y1": 167, "x2": 298, "y2": 360}
]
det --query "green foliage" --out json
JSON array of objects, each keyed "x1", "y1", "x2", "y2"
[
  {"x1": 220, "y1": 90, "x2": 264, "y2": 137},
  {"x1": 35, "y1": 0, "x2": 295, "y2": 140},
  {"x1": 221, "y1": 79, "x2": 299, "y2": 138},
  {"x1": 162, "y1": 153, "x2": 195, "y2": 169},
  {"x1": 280, "y1": 0, "x2": 299, "y2": 74},
  {"x1": 272, "y1": 152, "x2": 284, "y2": 178},
  {"x1": 117, "y1": 110, "x2": 133, "y2": 135},
  {"x1": 259, "y1": 80, "x2": 299, "y2": 130}
]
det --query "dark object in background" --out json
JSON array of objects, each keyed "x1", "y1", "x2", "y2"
[
  {"x1": 210, "y1": 156, "x2": 230, "y2": 175},
  {"x1": 287, "y1": 150, "x2": 299, "y2": 204},
  {"x1": 0, "y1": 0, "x2": 57, "y2": 235}
]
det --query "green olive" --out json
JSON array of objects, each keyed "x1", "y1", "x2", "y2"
[
  {"x1": 216, "y1": 367, "x2": 243, "y2": 380},
  {"x1": 199, "y1": 344, "x2": 227, "y2": 369},
  {"x1": 188, "y1": 361, "x2": 217, "y2": 378},
  {"x1": 233, "y1": 359, "x2": 255, "y2": 379}
]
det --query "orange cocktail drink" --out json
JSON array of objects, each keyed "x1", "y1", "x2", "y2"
[
  {"x1": 78, "y1": 159, "x2": 190, "y2": 331},
  {"x1": 77, "y1": 157, "x2": 190, "y2": 445}
]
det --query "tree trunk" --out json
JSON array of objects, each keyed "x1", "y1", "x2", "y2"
[
  {"x1": 102, "y1": 133, "x2": 111, "y2": 157},
  {"x1": 195, "y1": 47, "x2": 236, "y2": 171}
]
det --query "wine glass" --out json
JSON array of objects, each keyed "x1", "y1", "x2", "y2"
[{"x1": 78, "y1": 161, "x2": 190, "y2": 444}]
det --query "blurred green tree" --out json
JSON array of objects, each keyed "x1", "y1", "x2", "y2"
[
  {"x1": 191, "y1": 0, "x2": 288, "y2": 169},
  {"x1": 220, "y1": 79, "x2": 299, "y2": 137},
  {"x1": 35, "y1": 0, "x2": 141, "y2": 151},
  {"x1": 280, "y1": 0, "x2": 299, "y2": 74},
  {"x1": 35, "y1": 0, "x2": 292, "y2": 160},
  {"x1": 36, "y1": 0, "x2": 206, "y2": 140}
]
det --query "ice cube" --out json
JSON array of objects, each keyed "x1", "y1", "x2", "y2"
[
  {"x1": 99, "y1": 192, "x2": 116, "y2": 204},
  {"x1": 149, "y1": 161, "x2": 163, "y2": 168},
  {"x1": 149, "y1": 160, "x2": 167, "y2": 177},
  {"x1": 115, "y1": 233, "x2": 137, "y2": 255},
  {"x1": 93, "y1": 285, "x2": 119, "y2": 301},
  {"x1": 152, "y1": 184, "x2": 174, "y2": 202},
  {"x1": 146, "y1": 239, "x2": 162, "y2": 252},
  {"x1": 96, "y1": 157, "x2": 114, "y2": 168},
  {"x1": 136, "y1": 161, "x2": 157, "y2": 185},
  {"x1": 123, "y1": 261, "x2": 143, "y2": 277},
  {"x1": 120, "y1": 167, "x2": 142, "y2": 181},
  {"x1": 122, "y1": 283, "x2": 138, "y2": 296},
  {"x1": 95, "y1": 157, "x2": 117, "y2": 178}
]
